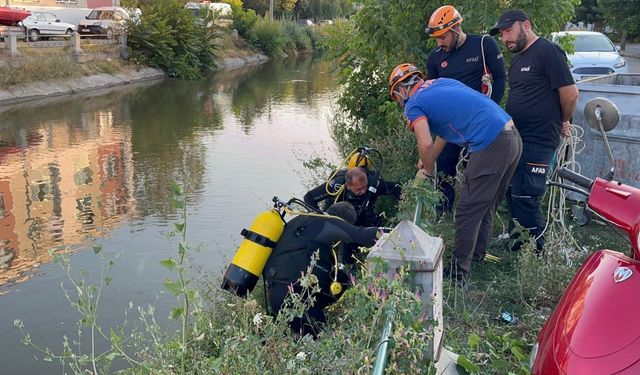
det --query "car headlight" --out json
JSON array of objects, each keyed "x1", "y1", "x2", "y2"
[
  {"x1": 529, "y1": 342, "x2": 539, "y2": 370},
  {"x1": 93, "y1": 21, "x2": 104, "y2": 26},
  {"x1": 614, "y1": 59, "x2": 627, "y2": 69}
]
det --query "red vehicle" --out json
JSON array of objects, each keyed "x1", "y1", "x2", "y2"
[
  {"x1": 0, "y1": 7, "x2": 30, "y2": 26},
  {"x1": 531, "y1": 98, "x2": 640, "y2": 374}
]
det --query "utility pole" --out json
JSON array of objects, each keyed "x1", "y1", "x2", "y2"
[{"x1": 269, "y1": 0, "x2": 274, "y2": 19}]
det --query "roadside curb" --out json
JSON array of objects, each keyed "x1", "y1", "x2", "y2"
[{"x1": 0, "y1": 67, "x2": 165, "y2": 108}]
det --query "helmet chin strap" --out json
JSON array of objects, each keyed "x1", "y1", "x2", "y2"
[{"x1": 451, "y1": 27, "x2": 466, "y2": 50}]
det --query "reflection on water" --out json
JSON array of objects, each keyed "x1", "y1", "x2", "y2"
[{"x1": 0, "y1": 56, "x2": 338, "y2": 290}]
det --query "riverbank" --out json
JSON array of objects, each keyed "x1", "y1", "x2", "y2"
[{"x1": 0, "y1": 53, "x2": 269, "y2": 109}]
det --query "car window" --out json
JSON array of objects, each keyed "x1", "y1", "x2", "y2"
[
  {"x1": 99, "y1": 11, "x2": 115, "y2": 20},
  {"x1": 44, "y1": 13, "x2": 57, "y2": 22},
  {"x1": 35, "y1": 13, "x2": 46, "y2": 22},
  {"x1": 575, "y1": 34, "x2": 616, "y2": 52}
]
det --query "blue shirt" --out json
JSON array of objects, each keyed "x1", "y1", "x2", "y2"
[{"x1": 404, "y1": 78, "x2": 511, "y2": 152}]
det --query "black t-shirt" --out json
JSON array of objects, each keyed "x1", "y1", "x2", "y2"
[
  {"x1": 506, "y1": 37, "x2": 575, "y2": 149},
  {"x1": 426, "y1": 34, "x2": 506, "y2": 103}
]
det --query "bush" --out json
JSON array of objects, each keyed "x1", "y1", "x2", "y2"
[
  {"x1": 281, "y1": 20, "x2": 312, "y2": 52},
  {"x1": 229, "y1": 2, "x2": 259, "y2": 41},
  {"x1": 252, "y1": 18, "x2": 286, "y2": 57},
  {"x1": 126, "y1": 0, "x2": 219, "y2": 79}
]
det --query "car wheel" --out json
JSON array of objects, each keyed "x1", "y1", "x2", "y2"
[
  {"x1": 28, "y1": 29, "x2": 39, "y2": 42},
  {"x1": 66, "y1": 29, "x2": 73, "y2": 36}
]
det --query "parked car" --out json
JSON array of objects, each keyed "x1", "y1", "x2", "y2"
[
  {"x1": 184, "y1": 2, "x2": 232, "y2": 18},
  {"x1": 553, "y1": 31, "x2": 628, "y2": 81},
  {"x1": 184, "y1": 2, "x2": 232, "y2": 27},
  {"x1": 77, "y1": 7, "x2": 139, "y2": 37},
  {"x1": 20, "y1": 11, "x2": 76, "y2": 42}
]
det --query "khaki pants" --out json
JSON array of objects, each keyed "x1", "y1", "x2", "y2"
[{"x1": 452, "y1": 124, "x2": 522, "y2": 275}]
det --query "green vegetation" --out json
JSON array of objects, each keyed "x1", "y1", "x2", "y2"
[
  {"x1": 229, "y1": 2, "x2": 327, "y2": 58},
  {"x1": 0, "y1": 52, "x2": 128, "y2": 89},
  {"x1": 126, "y1": 0, "x2": 220, "y2": 79},
  {"x1": 16, "y1": 184, "x2": 441, "y2": 374}
]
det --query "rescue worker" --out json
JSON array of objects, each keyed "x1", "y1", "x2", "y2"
[
  {"x1": 304, "y1": 167, "x2": 401, "y2": 264},
  {"x1": 263, "y1": 202, "x2": 380, "y2": 337},
  {"x1": 389, "y1": 63, "x2": 522, "y2": 285},
  {"x1": 303, "y1": 167, "x2": 402, "y2": 228},
  {"x1": 490, "y1": 10, "x2": 578, "y2": 253},
  {"x1": 425, "y1": 5, "x2": 507, "y2": 214}
]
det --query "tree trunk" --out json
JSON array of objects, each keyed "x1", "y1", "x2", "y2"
[{"x1": 620, "y1": 30, "x2": 628, "y2": 51}]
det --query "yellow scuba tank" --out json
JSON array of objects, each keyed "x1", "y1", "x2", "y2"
[
  {"x1": 221, "y1": 209, "x2": 285, "y2": 297},
  {"x1": 347, "y1": 151, "x2": 373, "y2": 170}
]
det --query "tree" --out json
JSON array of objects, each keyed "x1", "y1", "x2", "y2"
[
  {"x1": 574, "y1": 0, "x2": 602, "y2": 25},
  {"x1": 599, "y1": 0, "x2": 640, "y2": 49}
]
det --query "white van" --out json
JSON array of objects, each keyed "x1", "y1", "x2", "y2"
[
  {"x1": 185, "y1": 2, "x2": 232, "y2": 18},
  {"x1": 77, "y1": 6, "x2": 140, "y2": 37}
]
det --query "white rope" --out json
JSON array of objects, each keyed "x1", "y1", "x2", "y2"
[
  {"x1": 480, "y1": 35, "x2": 493, "y2": 98},
  {"x1": 537, "y1": 123, "x2": 585, "y2": 262}
]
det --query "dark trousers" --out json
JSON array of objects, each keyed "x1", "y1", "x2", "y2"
[
  {"x1": 506, "y1": 142, "x2": 556, "y2": 252},
  {"x1": 452, "y1": 125, "x2": 522, "y2": 275},
  {"x1": 436, "y1": 142, "x2": 463, "y2": 212},
  {"x1": 266, "y1": 270, "x2": 349, "y2": 337}
]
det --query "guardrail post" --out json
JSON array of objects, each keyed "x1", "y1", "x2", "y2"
[
  {"x1": 6, "y1": 32, "x2": 20, "y2": 58},
  {"x1": 119, "y1": 33, "x2": 128, "y2": 59},
  {"x1": 368, "y1": 221, "x2": 444, "y2": 362},
  {"x1": 71, "y1": 31, "x2": 85, "y2": 63}
]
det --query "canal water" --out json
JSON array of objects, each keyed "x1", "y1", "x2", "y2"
[{"x1": 0, "y1": 57, "x2": 339, "y2": 374}]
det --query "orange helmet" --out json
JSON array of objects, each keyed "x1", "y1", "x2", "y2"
[
  {"x1": 389, "y1": 63, "x2": 425, "y2": 99},
  {"x1": 426, "y1": 5, "x2": 463, "y2": 37}
]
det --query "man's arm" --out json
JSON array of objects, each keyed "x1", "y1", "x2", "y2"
[
  {"x1": 377, "y1": 178, "x2": 403, "y2": 200},
  {"x1": 413, "y1": 118, "x2": 447, "y2": 176},
  {"x1": 413, "y1": 118, "x2": 435, "y2": 175},
  {"x1": 303, "y1": 183, "x2": 329, "y2": 210},
  {"x1": 484, "y1": 36, "x2": 506, "y2": 103},
  {"x1": 558, "y1": 84, "x2": 579, "y2": 136},
  {"x1": 313, "y1": 218, "x2": 378, "y2": 247}
]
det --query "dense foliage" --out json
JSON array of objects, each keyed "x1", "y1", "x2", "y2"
[
  {"x1": 242, "y1": 0, "x2": 356, "y2": 20},
  {"x1": 126, "y1": 0, "x2": 220, "y2": 79}
]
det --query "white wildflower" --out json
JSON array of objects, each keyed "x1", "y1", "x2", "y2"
[
  {"x1": 252, "y1": 312, "x2": 263, "y2": 327},
  {"x1": 296, "y1": 351, "x2": 307, "y2": 361}
]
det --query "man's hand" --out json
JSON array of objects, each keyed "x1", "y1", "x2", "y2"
[
  {"x1": 561, "y1": 120, "x2": 571, "y2": 138},
  {"x1": 415, "y1": 168, "x2": 434, "y2": 181}
]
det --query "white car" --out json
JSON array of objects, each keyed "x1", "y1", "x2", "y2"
[
  {"x1": 553, "y1": 31, "x2": 628, "y2": 81},
  {"x1": 77, "y1": 7, "x2": 140, "y2": 37},
  {"x1": 20, "y1": 11, "x2": 76, "y2": 42}
]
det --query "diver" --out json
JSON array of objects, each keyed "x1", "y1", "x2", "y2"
[
  {"x1": 303, "y1": 167, "x2": 402, "y2": 228},
  {"x1": 303, "y1": 167, "x2": 401, "y2": 264},
  {"x1": 262, "y1": 202, "x2": 380, "y2": 338}
]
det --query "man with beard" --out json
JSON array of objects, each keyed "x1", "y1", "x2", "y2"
[
  {"x1": 425, "y1": 5, "x2": 506, "y2": 215},
  {"x1": 490, "y1": 10, "x2": 578, "y2": 252}
]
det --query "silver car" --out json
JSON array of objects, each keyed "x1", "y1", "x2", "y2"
[
  {"x1": 21, "y1": 11, "x2": 76, "y2": 42},
  {"x1": 553, "y1": 31, "x2": 628, "y2": 81}
]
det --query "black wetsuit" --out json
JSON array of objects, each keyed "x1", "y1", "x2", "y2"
[
  {"x1": 303, "y1": 170, "x2": 402, "y2": 227},
  {"x1": 263, "y1": 215, "x2": 377, "y2": 337}
]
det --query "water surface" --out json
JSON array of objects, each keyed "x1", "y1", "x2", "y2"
[{"x1": 0, "y1": 57, "x2": 339, "y2": 373}]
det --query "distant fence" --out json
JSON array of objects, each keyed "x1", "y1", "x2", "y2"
[{"x1": 0, "y1": 28, "x2": 126, "y2": 62}]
